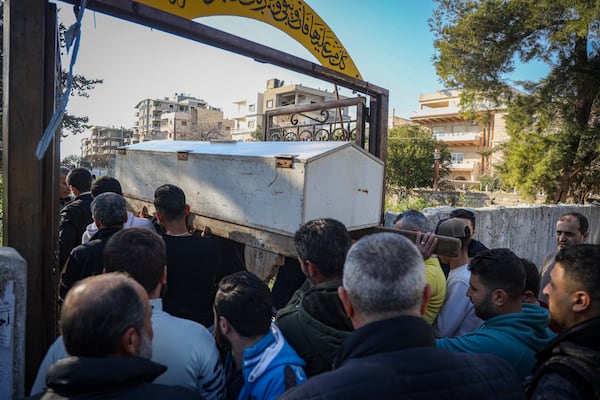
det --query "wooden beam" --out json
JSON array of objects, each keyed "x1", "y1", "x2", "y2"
[{"x1": 2, "y1": 0, "x2": 58, "y2": 390}]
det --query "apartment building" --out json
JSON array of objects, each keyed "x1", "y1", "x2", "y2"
[
  {"x1": 410, "y1": 89, "x2": 508, "y2": 182},
  {"x1": 134, "y1": 93, "x2": 232, "y2": 142},
  {"x1": 232, "y1": 79, "x2": 350, "y2": 141},
  {"x1": 231, "y1": 94, "x2": 264, "y2": 141},
  {"x1": 160, "y1": 107, "x2": 234, "y2": 141},
  {"x1": 80, "y1": 125, "x2": 137, "y2": 159}
]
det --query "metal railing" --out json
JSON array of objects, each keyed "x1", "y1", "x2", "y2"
[{"x1": 264, "y1": 97, "x2": 367, "y2": 148}]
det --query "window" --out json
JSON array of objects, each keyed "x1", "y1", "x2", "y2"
[
  {"x1": 248, "y1": 120, "x2": 255, "y2": 129},
  {"x1": 432, "y1": 126, "x2": 445, "y2": 135},
  {"x1": 249, "y1": 104, "x2": 255, "y2": 112},
  {"x1": 169, "y1": 104, "x2": 174, "y2": 109},
  {"x1": 266, "y1": 99, "x2": 273, "y2": 109},
  {"x1": 453, "y1": 125, "x2": 467, "y2": 134},
  {"x1": 179, "y1": 106, "x2": 185, "y2": 112},
  {"x1": 451, "y1": 153, "x2": 464, "y2": 164},
  {"x1": 181, "y1": 121, "x2": 187, "y2": 126}
]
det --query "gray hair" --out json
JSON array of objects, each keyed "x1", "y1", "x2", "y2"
[
  {"x1": 394, "y1": 209, "x2": 431, "y2": 232},
  {"x1": 61, "y1": 273, "x2": 147, "y2": 356},
  {"x1": 343, "y1": 233, "x2": 426, "y2": 319},
  {"x1": 91, "y1": 192, "x2": 127, "y2": 227}
]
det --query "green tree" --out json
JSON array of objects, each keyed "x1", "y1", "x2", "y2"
[
  {"x1": 61, "y1": 154, "x2": 92, "y2": 169},
  {"x1": 251, "y1": 125, "x2": 264, "y2": 141},
  {"x1": 386, "y1": 125, "x2": 450, "y2": 190},
  {"x1": 431, "y1": 0, "x2": 600, "y2": 203}
]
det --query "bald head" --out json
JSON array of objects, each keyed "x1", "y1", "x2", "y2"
[{"x1": 61, "y1": 273, "x2": 152, "y2": 358}]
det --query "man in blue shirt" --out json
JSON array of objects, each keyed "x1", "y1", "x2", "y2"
[
  {"x1": 214, "y1": 271, "x2": 306, "y2": 400},
  {"x1": 437, "y1": 248, "x2": 555, "y2": 380}
]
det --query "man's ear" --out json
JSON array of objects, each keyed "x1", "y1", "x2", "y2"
[
  {"x1": 573, "y1": 291, "x2": 591, "y2": 313},
  {"x1": 419, "y1": 284, "x2": 432, "y2": 316},
  {"x1": 155, "y1": 210, "x2": 165, "y2": 223},
  {"x1": 338, "y1": 286, "x2": 355, "y2": 320},
  {"x1": 492, "y1": 289, "x2": 508, "y2": 307},
  {"x1": 218, "y1": 316, "x2": 232, "y2": 335},
  {"x1": 306, "y1": 261, "x2": 318, "y2": 280},
  {"x1": 582, "y1": 231, "x2": 590, "y2": 243},
  {"x1": 522, "y1": 290, "x2": 537, "y2": 304},
  {"x1": 184, "y1": 204, "x2": 191, "y2": 216},
  {"x1": 160, "y1": 266, "x2": 167, "y2": 285},
  {"x1": 120, "y1": 327, "x2": 140, "y2": 356}
]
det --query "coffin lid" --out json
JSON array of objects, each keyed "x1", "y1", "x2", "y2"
[{"x1": 119, "y1": 140, "x2": 383, "y2": 164}]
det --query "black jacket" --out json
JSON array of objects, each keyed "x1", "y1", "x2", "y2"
[
  {"x1": 27, "y1": 356, "x2": 200, "y2": 400},
  {"x1": 58, "y1": 193, "x2": 93, "y2": 269},
  {"x1": 279, "y1": 316, "x2": 524, "y2": 400},
  {"x1": 58, "y1": 227, "x2": 121, "y2": 302},
  {"x1": 276, "y1": 279, "x2": 353, "y2": 377},
  {"x1": 527, "y1": 316, "x2": 600, "y2": 400}
]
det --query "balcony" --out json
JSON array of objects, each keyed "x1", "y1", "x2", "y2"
[
  {"x1": 434, "y1": 132, "x2": 480, "y2": 145},
  {"x1": 449, "y1": 161, "x2": 477, "y2": 171}
]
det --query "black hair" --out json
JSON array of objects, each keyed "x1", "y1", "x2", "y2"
[
  {"x1": 91, "y1": 176, "x2": 123, "y2": 197},
  {"x1": 294, "y1": 218, "x2": 351, "y2": 278},
  {"x1": 66, "y1": 168, "x2": 93, "y2": 192},
  {"x1": 555, "y1": 244, "x2": 600, "y2": 303},
  {"x1": 153, "y1": 184, "x2": 187, "y2": 221},
  {"x1": 469, "y1": 248, "x2": 525, "y2": 299},
  {"x1": 104, "y1": 228, "x2": 167, "y2": 293},
  {"x1": 214, "y1": 271, "x2": 272, "y2": 337}
]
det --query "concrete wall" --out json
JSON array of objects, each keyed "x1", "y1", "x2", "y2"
[
  {"x1": 0, "y1": 247, "x2": 27, "y2": 399},
  {"x1": 385, "y1": 204, "x2": 600, "y2": 267}
]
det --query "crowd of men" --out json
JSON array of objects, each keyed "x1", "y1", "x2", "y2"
[{"x1": 31, "y1": 168, "x2": 600, "y2": 399}]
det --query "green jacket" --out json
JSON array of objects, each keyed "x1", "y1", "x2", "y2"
[{"x1": 275, "y1": 279, "x2": 353, "y2": 377}]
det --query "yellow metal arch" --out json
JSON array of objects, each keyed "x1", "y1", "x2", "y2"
[{"x1": 134, "y1": 0, "x2": 362, "y2": 79}]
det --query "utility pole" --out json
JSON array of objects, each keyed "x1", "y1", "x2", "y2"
[{"x1": 433, "y1": 148, "x2": 441, "y2": 190}]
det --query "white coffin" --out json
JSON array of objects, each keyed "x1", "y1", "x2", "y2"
[{"x1": 114, "y1": 140, "x2": 384, "y2": 236}]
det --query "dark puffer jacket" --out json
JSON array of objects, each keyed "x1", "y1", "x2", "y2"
[
  {"x1": 27, "y1": 356, "x2": 200, "y2": 400},
  {"x1": 526, "y1": 316, "x2": 600, "y2": 400},
  {"x1": 279, "y1": 316, "x2": 524, "y2": 400},
  {"x1": 275, "y1": 280, "x2": 353, "y2": 377},
  {"x1": 58, "y1": 227, "x2": 121, "y2": 303}
]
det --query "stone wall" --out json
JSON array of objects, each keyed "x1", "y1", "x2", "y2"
[
  {"x1": 0, "y1": 247, "x2": 27, "y2": 399},
  {"x1": 392, "y1": 189, "x2": 547, "y2": 208},
  {"x1": 385, "y1": 204, "x2": 600, "y2": 267}
]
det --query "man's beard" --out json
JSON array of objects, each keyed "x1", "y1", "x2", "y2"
[
  {"x1": 214, "y1": 320, "x2": 231, "y2": 352},
  {"x1": 473, "y1": 295, "x2": 495, "y2": 320},
  {"x1": 138, "y1": 328, "x2": 153, "y2": 359}
]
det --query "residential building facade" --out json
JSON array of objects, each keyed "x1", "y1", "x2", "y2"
[
  {"x1": 232, "y1": 79, "x2": 350, "y2": 142},
  {"x1": 160, "y1": 107, "x2": 234, "y2": 141},
  {"x1": 80, "y1": 125, "x2": 137, "y2": 159},
  {"x1": 134, "y1": 93, "x2": 233, "y2": 142},
  {"x1": 410, "y1": 89, "x2": 508, "y2": 182},
  {"x1": 231, "y1": 94, "x2": 264, "y2": 142}
]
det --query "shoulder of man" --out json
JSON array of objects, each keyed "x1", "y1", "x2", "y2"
[{"x1": 528, "y1": 342, "x2": 600, "y2": 399}]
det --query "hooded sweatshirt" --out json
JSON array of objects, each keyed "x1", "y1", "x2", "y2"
[
  {"x1": 238, "y1": 324, "x2": 306, "y2": 400},
  {"x1": 82, "y1": 211, "x2": 155, "y2": 243},
  {"x1": 436, "y1": 303, "x2": 556, "y2": 380}
]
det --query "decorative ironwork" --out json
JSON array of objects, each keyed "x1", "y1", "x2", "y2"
[{"x1": 265, "y1": 97, "x2": 367, "y2": 145}]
